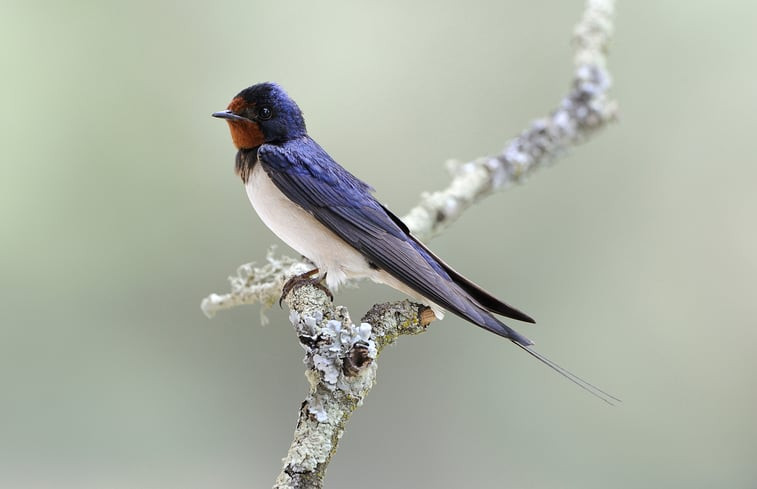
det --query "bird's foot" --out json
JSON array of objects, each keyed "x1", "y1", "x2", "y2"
[{"x1": 280, "y1": 268, "x2": 334, "y2": 306}]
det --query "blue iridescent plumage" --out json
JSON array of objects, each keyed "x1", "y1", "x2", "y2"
[{"x1": 213, "y1": 82, "x2": 619, "y2": 404}]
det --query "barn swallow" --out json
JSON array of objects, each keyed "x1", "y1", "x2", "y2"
[{"x1": 213, "y1": 82, "x2": 617, "y2": 404}]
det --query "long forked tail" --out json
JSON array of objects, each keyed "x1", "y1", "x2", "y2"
[{"x1": 511, "y1": 341, "x2": 621, "y2": 405}]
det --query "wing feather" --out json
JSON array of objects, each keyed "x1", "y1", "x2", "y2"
[{"x1": 257, "y1": 139, "x2": 533, "y2": 345}]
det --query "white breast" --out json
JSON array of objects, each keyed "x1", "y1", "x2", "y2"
[
  {"x1": 245, "y1": 161, "x2": 372, "y2": 291},
  {"x1": 245, "y1": 160, "x2": 445, "y2": 318}
]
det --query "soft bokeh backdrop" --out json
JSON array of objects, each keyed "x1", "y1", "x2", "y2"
[{"x1": 2, "y1": 1, "x2": 756, "y2": 488}]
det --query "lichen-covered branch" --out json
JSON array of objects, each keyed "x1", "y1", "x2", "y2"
[
  {"x1": 200, "y1": 0, "x2": 616, "y2": 319},
  {"x1": 403, "y1": 0, "x2": 616, "y2": 240},
  {"x1": 202, "y1": 249, "x2": 312, "y2": 324},
  {"x1": 201, "y1": 1, "x2": 616, "y2": 488},
  {"x1": 273, "y1": 285, "x2": 432, "y2": 489}
]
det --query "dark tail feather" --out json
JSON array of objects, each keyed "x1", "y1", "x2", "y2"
[
  {"x1": 449, "y1": 271, "x2": 536, "y2": 323},
  {"x1": 407, "y1": 231, "x2": 535, "y2": 323},
  {"x1": 429, "y1": 293, "x2": 619, "y2": 404},
  {"x1": 511, "y1": 341, "x2": 621, "y2": 405},
  {"x1": 377, "y1": 205, "x2": 536, "y2": 324},
  {"x1": 477, "y1": 314, "x2": 535, "y2": 346},
  {"x1": 452, "y1": 298, "x2": 618, "y2": 404}
]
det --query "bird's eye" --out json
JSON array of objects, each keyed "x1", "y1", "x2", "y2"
[{"x1": 258, "y1": 106, "x2": 272, "y2": 120}]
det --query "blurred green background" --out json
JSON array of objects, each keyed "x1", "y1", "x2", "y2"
[{"x1": 2, "y1": 0, "x2": 756, "y2": 488}]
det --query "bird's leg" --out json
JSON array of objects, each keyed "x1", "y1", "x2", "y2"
[{"x1": 280, "y1": 268, "x2": 334, "y2": 306}]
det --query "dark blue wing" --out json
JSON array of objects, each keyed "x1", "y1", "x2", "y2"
[{"x1": 257, "y1": 138, "x2": 533, "y2": 345}]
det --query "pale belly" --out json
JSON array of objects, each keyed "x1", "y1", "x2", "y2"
[
  {"x1": 245, "y1": 161, "x2": 444, "y2": 317},
  {"x1": 245, "y1": 162, "x2": 373, "y2": 291}
]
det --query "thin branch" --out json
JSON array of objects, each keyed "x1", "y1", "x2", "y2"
[
  {"x1": 202, "y1": 1, "x2": 616, "y2": 487},
  {"x1": 403, "y1": 0, "x2": 616, "y2": 240},
  {"x1": 273, "y1": 286, "x2": 433, "y2": 489}
]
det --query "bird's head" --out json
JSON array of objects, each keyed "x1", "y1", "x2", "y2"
[{"x1": 212, "y1": 82, "x2": 307, "y2": 149}]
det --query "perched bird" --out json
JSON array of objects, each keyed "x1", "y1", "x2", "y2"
[{"x1": 213, "y1": 82, "x2": 617, "y2": 403}]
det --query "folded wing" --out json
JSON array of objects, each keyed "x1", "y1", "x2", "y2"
[{"x1": 257, "y1": 139, "x2": 534, "y2": 346}]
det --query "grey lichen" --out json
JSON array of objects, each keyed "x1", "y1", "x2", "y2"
[
  {"x1": 403, "y1": 2, "x2": 617, "y2": 241},
  {"x1": 274, "y1": 285, "x2": 428, "y2": 489},
  {"x1": 290, "y1": 308, "x2": 377, "y2": 400},
  {"x1": 201, "y1": 248, "x2": 311, "y2": 320}
]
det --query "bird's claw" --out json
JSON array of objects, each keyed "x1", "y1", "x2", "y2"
[{"x1": 280, "y1": 269, "x2": 334, "y2": 306}]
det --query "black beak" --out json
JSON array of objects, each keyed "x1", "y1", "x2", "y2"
[{"x1": 212, "y1": 110, "x2": 249, "y2": 122}]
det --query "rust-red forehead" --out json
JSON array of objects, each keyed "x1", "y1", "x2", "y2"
[
  {"x1": 222, "y1": 97, "x2": 264, "y2": 150},
  {"x1": 227, "y1": 96, "x2": 253, "y2": 113}
]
